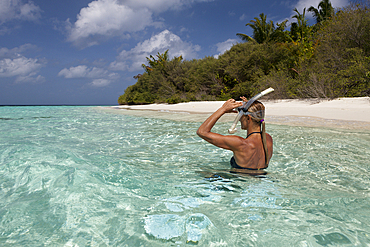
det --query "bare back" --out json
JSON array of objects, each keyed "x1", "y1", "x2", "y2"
[{"x1": 232, "y1": 133, "x2": 273, "y2": 169}]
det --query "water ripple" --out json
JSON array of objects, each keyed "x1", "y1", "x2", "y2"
[{"x1": 0, "y1": 106, "x2": 369, "y2": 246}]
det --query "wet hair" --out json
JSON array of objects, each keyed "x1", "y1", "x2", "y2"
[{"x1": 247, "y1": 100, "x2": 270, "y2": 165}]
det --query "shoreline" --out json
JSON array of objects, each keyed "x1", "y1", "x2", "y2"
[{"x1": 105, "y1": 97, "x2": 370, "y2": 130}]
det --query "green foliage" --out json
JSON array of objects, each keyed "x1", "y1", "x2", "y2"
[
  {"x1": 236, "y1": 13, "x2": 289, "y2": 43},
  {"x1": 308, "y1": 0, "x2": 335, "y2": 24},
  {"x1": 296, "y1": 2, "x2": 370, "y2": 98},
  {"x1": 291, "y1": 8, "x2": 312, "y2": 42},
  {"x1": 118, "y1": 2, "x2": 370, "y2": 104}
]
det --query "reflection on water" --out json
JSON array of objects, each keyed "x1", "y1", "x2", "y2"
[
  {"x1": 144, "y1": 213, "x2": 214, "y2": 243},
  {"x1": 0, "y1": 106, "x2": 369, "y2": 246}
]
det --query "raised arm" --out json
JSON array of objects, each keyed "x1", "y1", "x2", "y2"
[{"x1": 196, "y1": 99, "x2": 243, "y2": 150}]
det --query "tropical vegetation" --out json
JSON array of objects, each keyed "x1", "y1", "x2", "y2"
[{"x1": 118, "y1": 1, "x2": 370, "y2": 104}]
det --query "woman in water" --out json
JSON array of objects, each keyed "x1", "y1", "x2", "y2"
[{"x1": 196, "y1": 98, "x2": 273, "y2": 173}]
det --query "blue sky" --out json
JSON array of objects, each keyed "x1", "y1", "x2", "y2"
[{"x1": 0, "y1": 0, "x2": 349, "y2": 105}]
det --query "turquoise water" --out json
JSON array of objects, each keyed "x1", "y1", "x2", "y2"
[{"x1": 1, "y1": 106, "x2": 370, "y2": 246}]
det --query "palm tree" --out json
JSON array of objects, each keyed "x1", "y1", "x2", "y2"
[
  {"x1": 237, "y1": 13, "x2": 288, "y2": 43},
  {"x1": 307, "y1": 0, "x2": 334, "y2": 24},
  {"x1": 142, "y1": 50, "x2": 170, "y2": 73},
  {"x1": 290, "y1": 8, "x2": 311, "y2": 42}
]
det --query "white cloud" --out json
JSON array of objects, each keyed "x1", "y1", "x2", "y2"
[
  {"x1": 110, "y1": 29, "x2": 200, "y2": 72},
  {"x1": 66, "y1": 0, "x2": 214, "y2": 47},
  {"x1": 67, "y1": 0, "x2": 152, "y2": 47},
  {"x1": 58, "y1": 65, "x2": 115, "y2": 78},
  {"x1": 123, "y1": 0, "x2": 214, "y2": 13},
  {"x1": 214, "y1": 39, "x2": 238, "y2": 58},
  {"x1": 91, "y1": 78, "x2": 110, "y2": 87},
  {"x1": 58, "y1": 65, "x2": 119, "y2": 87},
  {"x1": 239, "y1": 14, "x2": 248, "y2": 21},
  {"x1": 294, "y1": 0, "x2": 349, "y2": 13},
  {"x1": 0, "y1": 43, "x2": 38, "y2": 55},
  {"x1": 58, "y1": 65, "x2": 87, "y2": 78},
  {"x1": 0, "y1": 57, "x2": 40, "y2": 77},
  {"x1": 0, "y1": 0, "x2": 41, "y2": 24},
  {"x1": 15, "y1": 73, "x2": 44, "y2": 83},
  {"x1": 0, "y1": 45, "x2": 44, "y2": 83}
]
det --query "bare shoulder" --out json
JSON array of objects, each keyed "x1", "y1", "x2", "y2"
[
  {"x1": 266, "y1": 133, "x2": 273, "y2": 142},
  {"x1": 266, "y1": 133, "x2": 273, "y2": 158},
  {"x1": 265, "y1": 133, "x2": 273, "y2": 150},
  {"x1": 221, "y1": 134, "x2": 250, "y2": 151},
  {"x1": 226, "y1": 135, "x2": 248, "y2": 146},
  {"x1": 236, "y1": 135, "x2": 258, "y2": 151}
]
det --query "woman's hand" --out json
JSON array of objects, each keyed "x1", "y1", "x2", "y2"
[
  {"x1": 221, "y1": 99, "x2": 243, "y2": 113},
  {"x1": 240, "y1": 96, "x2": 248, "y2": 102}
]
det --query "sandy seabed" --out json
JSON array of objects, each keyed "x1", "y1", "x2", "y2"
[{"x1": 105, "y1": 97, "x2": 370, "y2": 130}]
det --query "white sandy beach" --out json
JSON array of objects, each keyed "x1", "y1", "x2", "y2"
[{"x1": 110, "y1": 97, "x2": 370, "y2": 129}]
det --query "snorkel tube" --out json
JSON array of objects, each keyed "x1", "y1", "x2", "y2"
[{"x1": 228, "y1": 87, "x2": 274, "y2": 134}]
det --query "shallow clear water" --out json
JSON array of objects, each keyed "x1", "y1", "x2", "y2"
[{"x1": 0, "y1": 106, "x2": 369, "y2": 246}]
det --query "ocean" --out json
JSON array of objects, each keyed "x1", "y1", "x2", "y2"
[{"x1": 1, "y1": 106, "x2": 369, "y2": 246}]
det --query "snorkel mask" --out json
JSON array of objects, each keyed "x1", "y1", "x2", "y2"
[
  {"x1": 228, "y1": 87, "x2": 274, "y2": 134},
  {"x1": 237, "y1": 108, "x2": 265, "y2": 121}
]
